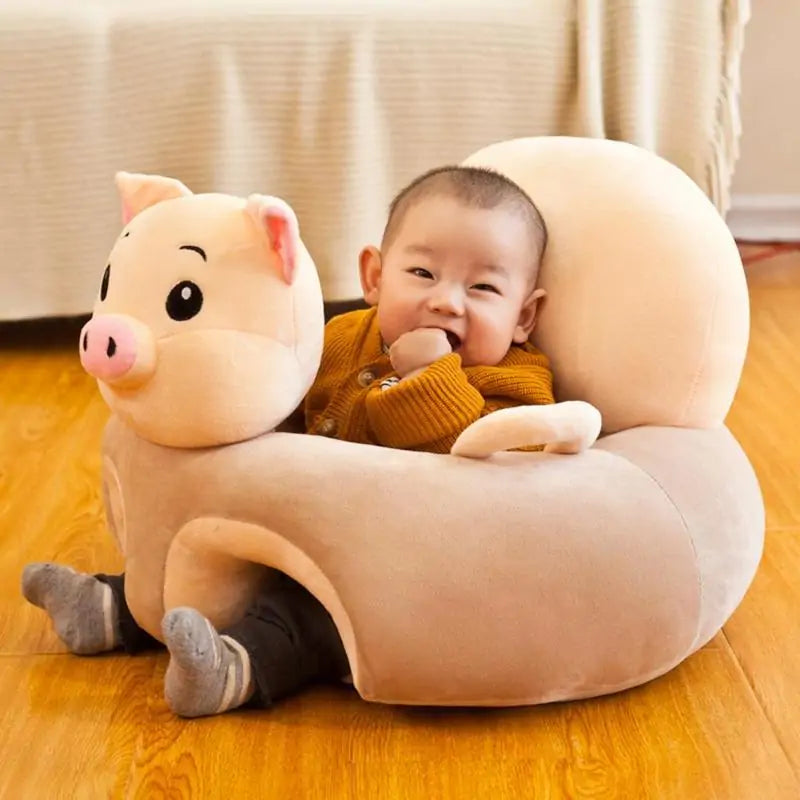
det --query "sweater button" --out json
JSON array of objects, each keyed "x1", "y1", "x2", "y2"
[
  {"x1": 357, "y1": 369, "x2": 376, "y2": 387},
  {"x1": 318, "y1": 418, "x2": 338, "y2": 436}
]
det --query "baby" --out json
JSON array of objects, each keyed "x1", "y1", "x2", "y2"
[
  {"x1": 304, "y1": 164, "x2": 554, "y2": 452},
  {"x1": 25, "y1": 165, "x2": 556, "y2": 717}
]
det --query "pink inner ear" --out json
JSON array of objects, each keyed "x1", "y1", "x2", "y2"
[
  {"x1": 266, "y1": 213, "x2": 297, "y2": 285},
  {"x1": 121, "y1": 200, "x2": 133, "y2": 226}
]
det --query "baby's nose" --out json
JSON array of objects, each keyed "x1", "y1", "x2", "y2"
[{"x1": 429, "y1": 286, "x2": 465, "y2": 315}]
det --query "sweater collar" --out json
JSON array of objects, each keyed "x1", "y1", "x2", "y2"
[{"x1": 361, "y1": 307, "x2": 390, "y2": 360}]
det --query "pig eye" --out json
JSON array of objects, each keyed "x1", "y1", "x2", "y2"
[
  {"x1": 166, "y1": 280, "x2": 203, "y2": 321},
  {"x1": 100, "y1": 265, "x2": 110, "y2": 301}
]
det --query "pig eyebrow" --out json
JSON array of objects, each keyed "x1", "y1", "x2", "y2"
[{"x1": 179, "y1": 244, "x2": 207, "y2": 261}]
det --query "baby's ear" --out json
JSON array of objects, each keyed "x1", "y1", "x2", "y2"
[
  {"x1": 359, "y1": 246, "x2": 383, "y2": 306},
  {"x1": 513, "y1": 288, "x2": 546, "y2": 343}
]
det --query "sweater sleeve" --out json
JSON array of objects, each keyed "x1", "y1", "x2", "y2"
[
  {"x1": 364, "y1": 345, "x2": 556, "y2": 452},
  {"x1": 364, "y1": 354, "x2": 485, "y2": 451}
]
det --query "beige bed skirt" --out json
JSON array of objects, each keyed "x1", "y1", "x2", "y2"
[{"x1": 0, "y1": 0, "x2": 749, "y2": 320}]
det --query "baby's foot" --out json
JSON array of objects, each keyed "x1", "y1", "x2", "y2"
[
  {"x1": 162, "y1": 607, "x2": 254, "y2": 718},
  {"x1": 21, "y1": 563, "x2": 120, "y2": 654}
]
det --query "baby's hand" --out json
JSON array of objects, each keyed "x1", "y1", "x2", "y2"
[{"x1": 389, "y1": 328, "x2": 452, "y2": 377}]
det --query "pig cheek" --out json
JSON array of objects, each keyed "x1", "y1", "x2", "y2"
[{"x1": 125, "y1": 335, "x2": 158, "y2": 387}]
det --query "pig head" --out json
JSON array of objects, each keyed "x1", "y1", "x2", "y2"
[{"x1": 80, "y1": 172, "x2": 324, "y2": 448}]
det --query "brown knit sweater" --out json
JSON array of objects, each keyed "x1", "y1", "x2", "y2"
[{"x1": 304, "y1": 307, "x2": 554, "y2": 453}]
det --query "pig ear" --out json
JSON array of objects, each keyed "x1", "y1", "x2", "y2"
[
  {"x1": 245, "y1": 194, "x2": 299, "y2": 285},
  {"x1": 115, "y1": 171, "x2": 193, "y2": 225}
]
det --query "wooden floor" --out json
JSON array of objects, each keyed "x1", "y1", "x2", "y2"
[{"x1": 1, "y1": 243, "x2": 798, "y2": 799}]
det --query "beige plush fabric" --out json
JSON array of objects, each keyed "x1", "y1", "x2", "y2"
[
  {"x1": 464, "y1": 136, "x2": 750, "y2": 435},
  {"x1": 86, "y1": 136, "x2": 762, "y2": 707},
  {"x1": 0, "y1": 0, "x2": 749, "y2": 319},
  {"x1": 91, "y1": 183, "x2": 324, "y2": 448},
  {"x1": 104, "y1": 421, "x2": 762, "y2": 705},
  {"x1": 594, "y1": 426, "x2": 764, "y2": 654}
]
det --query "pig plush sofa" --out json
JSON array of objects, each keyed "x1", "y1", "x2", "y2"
[{"x1": 24, "y1": 136, "x2": 764, "y2": 707}]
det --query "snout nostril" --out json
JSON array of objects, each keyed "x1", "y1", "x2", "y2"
[
  {"x1": 82, "y1": 331, "x2": 88, "y2": 351},
  {"x1": 106, "y1": 336, "x2": 117, "y2": 358}
]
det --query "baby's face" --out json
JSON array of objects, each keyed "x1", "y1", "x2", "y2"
[{"x1": 374, "y1": 195, "x2": 541, "y2": 366}]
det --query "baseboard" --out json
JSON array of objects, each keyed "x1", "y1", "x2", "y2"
[{"x1": 726, "y1": 194, "x2": 800, "y2": 241}]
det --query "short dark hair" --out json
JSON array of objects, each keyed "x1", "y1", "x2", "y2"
[{"x1": 381, "y1": 165, "x2": 548, "y2": 261}]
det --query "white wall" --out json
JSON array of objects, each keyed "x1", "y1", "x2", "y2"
[{"x1": 728, "y1": 0, "x2": 800, "y2": 239}]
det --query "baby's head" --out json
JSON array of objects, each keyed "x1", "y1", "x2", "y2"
[{"x1": 359, "y1": 165, "x2": 548, "y2": 366}]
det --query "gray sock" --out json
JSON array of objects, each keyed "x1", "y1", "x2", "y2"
[
  {"x1": 162, "y1": 607, "x2": 254, "y2": 718},
  {"x1": 21, "y1": 563, "x2": 120, "y2": 654}
]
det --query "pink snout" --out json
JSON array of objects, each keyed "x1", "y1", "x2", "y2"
[{"x1": 79, "y1": 314, "x2": 155, "y2": 386}]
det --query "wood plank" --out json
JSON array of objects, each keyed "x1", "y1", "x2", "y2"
[
  {"x1": 0, "y1": 344, "x2": 121, "y2": 655},
  {"x1": 0, "y1": 654, "x2": 156, "y2": 799},
  {"x1": 724, "y1": 532, "x2": 800, "y2": 777},
  {"x1": 727, "y1": 254, "x2": 800, "y2": 529},
  {"x1": 0, "y1": 638, "x2": 794, "y2": 799}
]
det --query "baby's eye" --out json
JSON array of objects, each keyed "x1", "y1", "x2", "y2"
[
  {"x1": 409, "y1": 267, "x2": 433, "y2": 279},
  {"x1": 472, "y1": 283, "x2": 500, "y2": 294}
]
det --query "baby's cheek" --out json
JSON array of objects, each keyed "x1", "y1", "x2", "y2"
[
  {"x1": 470, "y1": 318, "x2": 513, "y2": 363},
  {"x1": 475, "y1": 315, "x2": 504, "y2": 343},
  {"x1": 392, "y1": 307, "x2": 421, "y2": 342}
]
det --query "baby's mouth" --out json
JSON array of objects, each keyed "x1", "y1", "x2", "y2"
[{"x1": 444, "y1": 331, "x2": 461, "y2": 350}]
